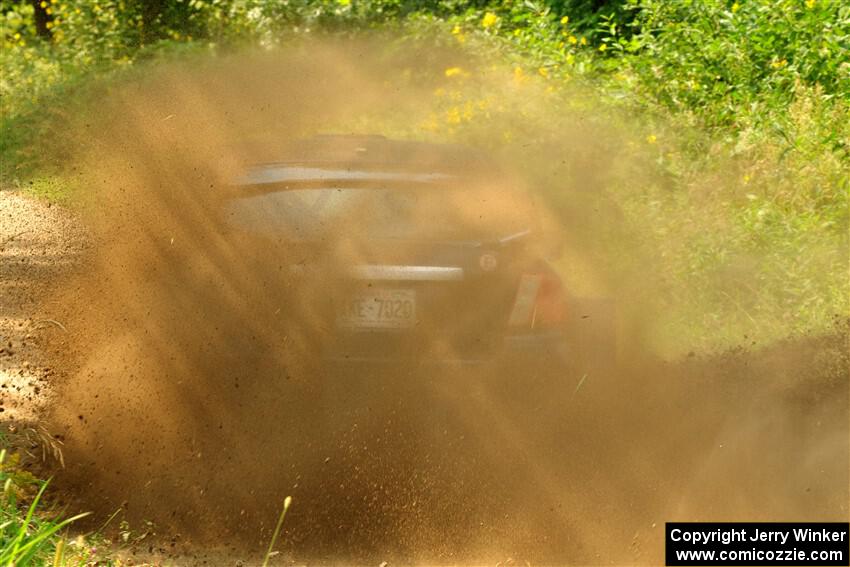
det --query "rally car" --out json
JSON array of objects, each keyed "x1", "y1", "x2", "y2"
[{"x1": 223, "y1": 135, "x2": 598, "y2": 375}]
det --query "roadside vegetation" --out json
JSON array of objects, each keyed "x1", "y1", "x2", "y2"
[{"x1": 0, "y1": 445, "x2": 92, "y2": 566}]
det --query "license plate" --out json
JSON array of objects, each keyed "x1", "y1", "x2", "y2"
[{"x1": 337, "y1": 288, "x2": 417, "y2": 329}]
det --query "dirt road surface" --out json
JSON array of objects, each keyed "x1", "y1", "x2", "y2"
[{"x1": 0, "y1": 189, "x2": 85, "y2": 422}]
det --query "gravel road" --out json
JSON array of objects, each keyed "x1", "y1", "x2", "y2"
[{"x1": 0, "y1": 189, "x2": 85, "y2": 421}]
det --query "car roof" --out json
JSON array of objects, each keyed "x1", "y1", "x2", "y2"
[
  {"x1": 233, "y1": 135, "x2": 502, "y2": 190},
  {"x1": 279, "y1": 134, "x2": 495, "y2": 171}
]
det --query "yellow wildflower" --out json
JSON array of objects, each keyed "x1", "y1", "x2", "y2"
[
  {"x1": 538, "y1": 67, "x2": 549, "y2": 78},
  {"x1": 513, "y1": 66, "x2": 526, "y2": 84},
  {"x1": 13, "y1": 32, "x2": 20, "y2": 40},
  {"x1": 580, "y1": 37, "x2": 587, "y2": 46},
  {"x1": 452, "y1": 26, "x2": 466, "y2": 44},
  {"x1": 560, "y1": 15, "x2": 569, "y2": 25},
  {"x1": 462, "y1": 102, "x2": 474, "y2": 121},
  {"x1": 646, "y1": 134, "x2": 657, "y2": 144},
  {"x1": 731, "y1": 2, "x2": 740, "y2": 12},
  {"x1": 481, "y1": 12, "x2": 499, "y2": 28},
  {"x1": 805, "y1": 0, "x2": 815, "y2": 7},
  {"x1": 568, "y1": 35, "x2": 578, "y2": 45},
  {"x1": 40, "y1": 0, "x2": 47, "y2": 7},
  {"x1": 444, "y1": 66, "x2": 466, "y2": 78},
  {"x1": 446, "y1": 107, "x2": 462, "y2": 125},
  {"x1": 598, "y1": 43, "x2": 607, "y2": 52},
  {"x1": 421, "y1": 116, "x2": 439, "y2": 132}
]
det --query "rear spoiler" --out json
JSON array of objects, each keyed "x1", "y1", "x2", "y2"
[
  {"x1": 228, "y1": 166, "x2": 458, "y2": 196},
  {"x1": 496, "y1": 229, "x2": 532, "y2": 246}
]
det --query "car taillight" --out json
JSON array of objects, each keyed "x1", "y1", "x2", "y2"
[{"x1": 508, "y1": 272, "x2": 568, "y2": 329}]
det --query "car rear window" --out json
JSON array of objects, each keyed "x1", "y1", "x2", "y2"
[{"x1": 224, "y1": 187, "x2": 533, "y2": 241}]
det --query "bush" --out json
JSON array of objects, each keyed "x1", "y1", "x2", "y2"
[{"x1": 620, "y1": 0, "x2": 850, "y2": 129}]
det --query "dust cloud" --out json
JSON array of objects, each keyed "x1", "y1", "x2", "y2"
[{"x1": 43, "y1": 39, "x2": 847, "y2": 564}]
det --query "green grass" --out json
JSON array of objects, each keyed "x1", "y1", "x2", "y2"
[
  {"x1": 0, "y1": 439, "x2": 294, "y2": 565},
  {"x1": 0, "y1": 449, "x2": 90, "y2": 566},
  {"x1": 262, "y1": 496, "x2": 292, "y2": 567},
  {"x1": 0, "y1": 444, "x2": 184, "y2": 566}
]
